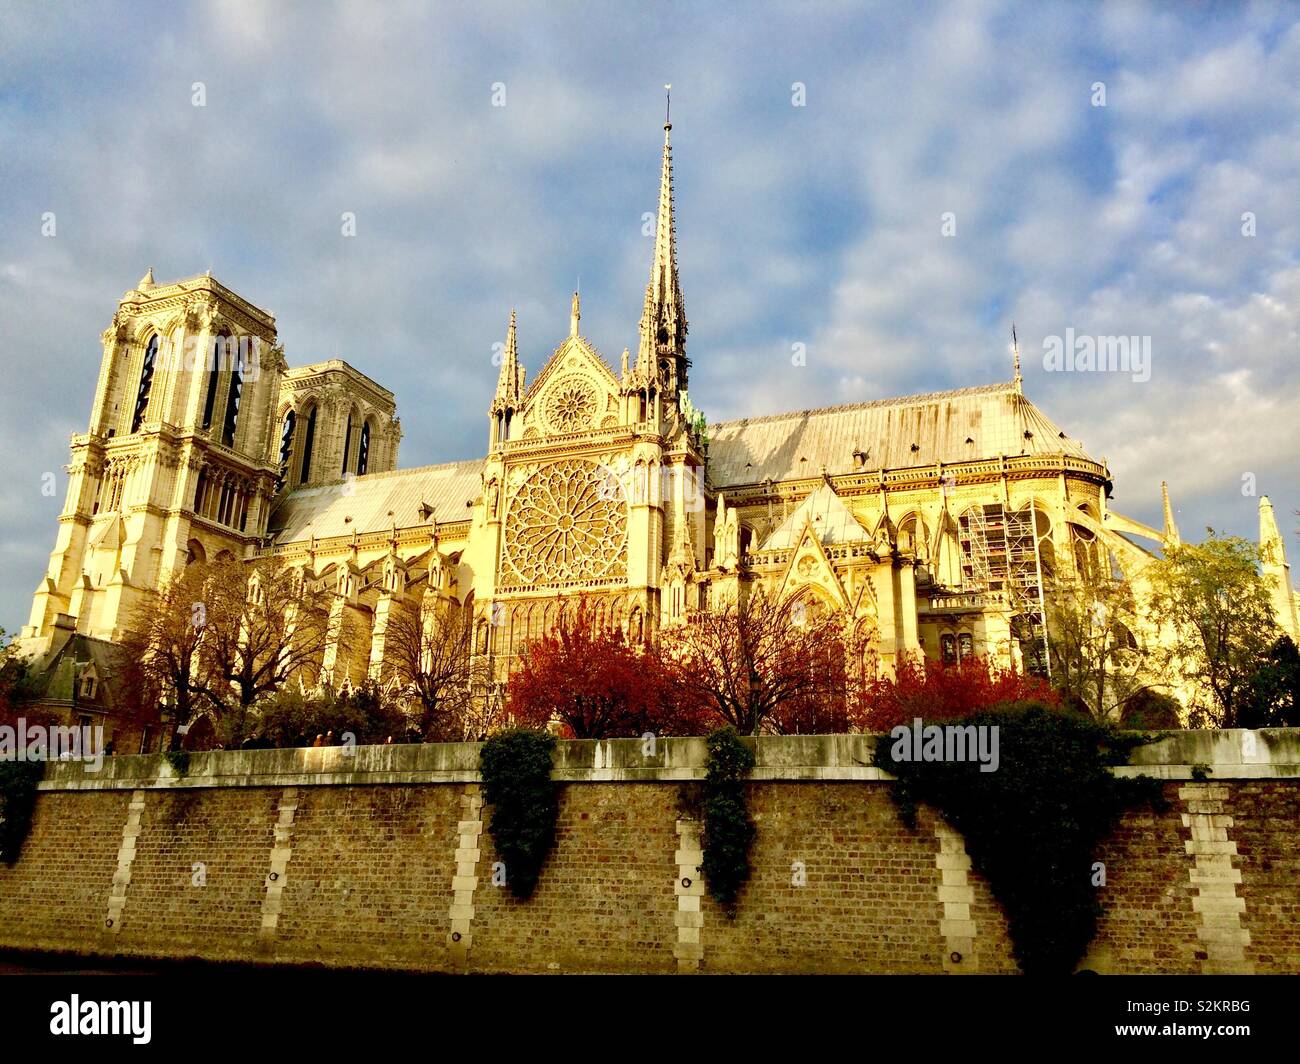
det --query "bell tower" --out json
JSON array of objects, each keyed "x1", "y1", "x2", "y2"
[{"x1": 22, "y1": 270, "x2": 286, "y2": 648}]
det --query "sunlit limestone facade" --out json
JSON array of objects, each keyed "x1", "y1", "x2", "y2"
[
  {"x1": 17, "y1": 273, "x2": 399, "y2": 664},
  {"x1": 19, "y1": 120, "x2": 1299, "y2": 734}
]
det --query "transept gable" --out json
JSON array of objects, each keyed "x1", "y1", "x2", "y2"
[
  {"x1": 518, "y1": 334, "x2": 622, "y2": 437},
  {"x1": 775, "y1": 519, "x2": 851, "y2": 611},
  {"x1": 759, "y1": 482, "x2": 869, "y2": 552}
]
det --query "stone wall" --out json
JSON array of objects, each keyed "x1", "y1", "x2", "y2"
[{"x1": 0, "y1": 731, "x2": 1296, "y2": 974}]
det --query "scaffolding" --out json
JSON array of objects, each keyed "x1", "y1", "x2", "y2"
[{"x1": 958, "y1": 502, "x2": 1051, "y2": 677}]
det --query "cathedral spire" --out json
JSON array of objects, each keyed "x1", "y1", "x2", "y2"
[
  {"x1": 496, "y1": 309, "x2": 520, "y2": 403},
  {"x1": 639, "y1": 104, "x2": 688, "y2": 394},
  {"x1": 1161, "y1": 480, "x2": 1180, "y2": 548}
]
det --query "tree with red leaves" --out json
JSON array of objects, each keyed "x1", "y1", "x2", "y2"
[
  {"x1": 662, "y1": 587, "x2": 852, "y2": 735},
  {"x1": 507, "y1": 598, "x2": 695, "y2": 738},
  {"x1": 851, "y1": 654, "x2": 1060, "y2": 732}
]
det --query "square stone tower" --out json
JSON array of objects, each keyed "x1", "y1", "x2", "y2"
[
  {"x1": 21, "y1": 270, "x2": 286, "y2": 649},
  {"x1": 276, "y1": 360, "x2": 400, "y2": 490}
]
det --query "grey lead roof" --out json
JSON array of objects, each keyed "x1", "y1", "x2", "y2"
[
  {"x1": 268, "y1": 459, "x2": 485, "y2": 542},
  {"x1": 706, "y1": 381, "x2": 1093, "y2": 487}
]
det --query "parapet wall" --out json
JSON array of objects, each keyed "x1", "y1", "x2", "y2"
[{"x1": 1, "y1": 730, "x2": 1297, "y2": 974}]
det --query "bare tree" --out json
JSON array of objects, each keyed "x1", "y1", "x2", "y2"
[
  {"x1": 383, "y1": 596, "x2": 485, "y2": 739},
  {"x1": 196, "y1": 558, "x2": 330, "y2": 721},
  {"x1": 116, "y1": 563, "x2": 215, "y2": 735}
]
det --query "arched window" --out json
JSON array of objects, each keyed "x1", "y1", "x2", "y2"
[
  {"x1": 298, "y1": 405, "x2": 317, "y2": 485},
  {"x1": 357, "y1": 420, "x2": 371, "y2": 476},
  {"x1": 1071, "y1": 524, "x2": 1101, "y2": 582},
  {"x1": 201, "y1": 335, "x2": 225, "y2": 430},
  {"x1": 341, "y1": 413, "x2": 354, "y2": 476},
  {"x1": 130, "y1": 334, "x2": 160, "y2": 433},
  {"x1": 220, "y1": 341, "x2": 243, "y2": 447},
  {"x1": 276, "y1": 410, "x2": 296, "y2": 491},
  {"x1": 898, "y1": 513, "x2": 930, "y2": 556},
  {"x1": 941, "y1": 633, "x2": 958, "y2": 666},
  {"x1": 1033, "y1": 506, "x2": 1056, "y2": 580}
]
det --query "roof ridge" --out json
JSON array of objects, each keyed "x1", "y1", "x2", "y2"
[{"x1": 707, "y1": 380, "x2": 1016, "y2": 431}]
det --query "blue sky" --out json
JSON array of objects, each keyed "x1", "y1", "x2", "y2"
[{"x1": 2, "y1": 0, "x2": 1299, "y2": 631}]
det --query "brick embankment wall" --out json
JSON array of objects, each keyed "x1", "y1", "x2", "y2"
[{"x1": 0, "y1": 731, "x2": 1296, "y2": 974}]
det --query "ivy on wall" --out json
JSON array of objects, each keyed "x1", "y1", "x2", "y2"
[
  {"x1": 479, "y1": 730, "x2": 558, "y2": 900},
  {"x1": 0, "y1": 761, "x2": 45, "y2": 865},
  {"x1": 700, "y1": 726, "x2": 756, "y2": 917},
  {"x1": 163, "y1": 750, "x2": 191, "y2": 779},
  {"x1": 873, "y1": 702, "x2": 1165, "y2": 974}
]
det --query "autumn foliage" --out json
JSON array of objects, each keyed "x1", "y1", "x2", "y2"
[
  {"x1": 661, "y1": 588, "x2": 852, "y2": 735},
  {"x1": 507, "y1": 593, "x2": 1060, "y2": 739},
  {"x1": 507, "y1": 599, "x2": 705, "y2": 738},
  {"x1": 851, "y1": 655, "x2": 1060, "y2": 731}
]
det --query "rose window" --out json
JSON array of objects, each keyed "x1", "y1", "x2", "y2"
[
  {"x1": 504, "y1": 459, "x2": 628, "y2": 585},
  {"x1": 544, "y1": 376, "x2": 599, "y2": 434}
]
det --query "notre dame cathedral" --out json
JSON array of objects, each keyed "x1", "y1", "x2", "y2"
[{"x1": 15, "y1": 117, "x2": 1299, "y2": 745}]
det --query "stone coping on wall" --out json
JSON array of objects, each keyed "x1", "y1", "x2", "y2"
[{"x1": 29, "y1": 728, "x2": 1300, "y2": 792}]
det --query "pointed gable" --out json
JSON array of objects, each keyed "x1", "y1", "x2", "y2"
[
  {"x1": 774, "y1": 519, "x2": 851, "y2": 610},
  {"x1": 519, "y1": 333, "x2": 621, "y2": 437},
  {"x1": 759, "y1": 482, "x2": 869, "y2": 551}
]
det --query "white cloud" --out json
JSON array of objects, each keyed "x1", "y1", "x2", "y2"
[{"x1": 1, "y1": 0, "x2": 1298, "y2": 631}]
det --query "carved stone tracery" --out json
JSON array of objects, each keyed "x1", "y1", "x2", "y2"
[
  {"x1": 543, "y1": 375, "x2": 599, "y2": 434},
  {"x1": 503, "y1": 458, "x2": 627, "y2": 585}
]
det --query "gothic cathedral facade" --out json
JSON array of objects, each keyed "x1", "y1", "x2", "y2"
[{"x1": 17, "y1": 119, "x2": 1299, "y2": 739}]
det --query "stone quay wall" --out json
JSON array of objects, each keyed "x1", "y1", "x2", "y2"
[{"x1": 0, "y1": 730, "x2": 1297, "y2": 974}]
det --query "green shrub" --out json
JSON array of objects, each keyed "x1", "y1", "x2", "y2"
[
  {"x1": 1120, "y1": 689, "x2": 1183, "y2": 729},
  {"x1": 873, "y1": 702, "x2": 1165, "y2": 974},
  {"x1": 223, "y1": 681, "x2": 415, "y2": 749},
  {"x1": 700, "y1": 726, "x2": 756, "y2": 916},
  {"x1": 163, "y1": 749, "x2": 190, "y2": 778},
  {"x1": 479, "y1": 730, "x2": 558, "y2": 900},
  {"x1": 0, "y1": 760, "x2": 45, "y2": 864}
]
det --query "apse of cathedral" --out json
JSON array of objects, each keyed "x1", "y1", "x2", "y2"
[{"x1": 17, "y1": 117, "x2": 1299, "y2": 703}]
